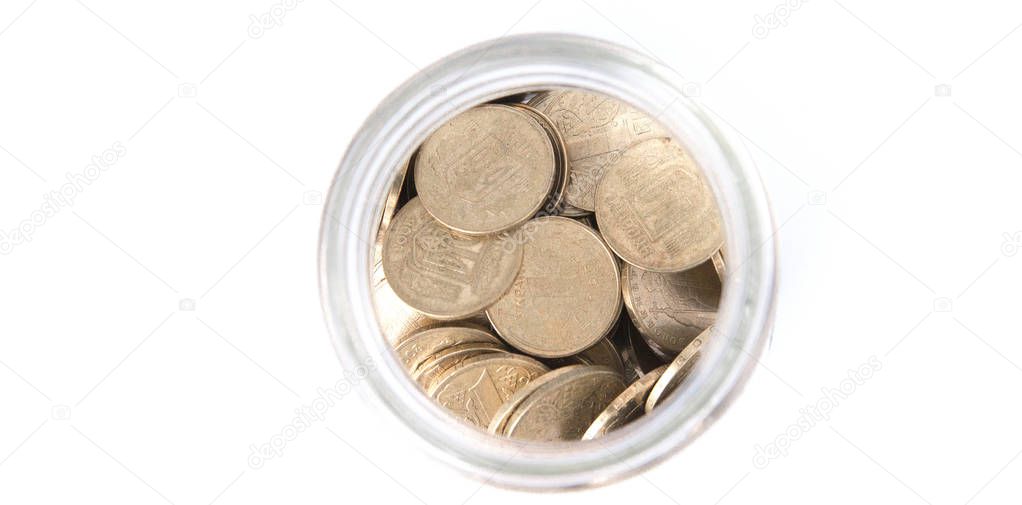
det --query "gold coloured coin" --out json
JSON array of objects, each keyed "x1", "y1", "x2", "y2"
[
  {"x1": 582, "y1": 364, "x2": 668, "y2": 440},
  {"x1": 486, "y1": 217, "x2": 621, "y2": 358},
  {"x1": 411, "y1": 340, "x2": 504, "y2": 375},
  {"x1": 378, "y1": 157, "x2": 410, "y2": 240},
  {"x1": 621, "y1": 258, "x2": 721, "y2": 355},
  {"x1": 545, "y1": 337, "x2": 626, "y2": 378},
  {"x1": 370, "y1": 165, "x2": 459, "y2": 342},
  {"x1": 595, "y1": 137, "x2": 723, "y2": 272},
  {"x1": 503, "y1": 365, "x2": 626, "y2": 441},
  {"x1": 412, "y1": 343, "x2": 506, "y2": 390},
  {"x1": 430, "y1": 353, "x2": 548, "y2": 428},
  {"x1": 372, "y1": 210, "x2": 490, "y2": 343},
  {"x1": 571, "y1": 337, "x2": 625, "y2": 376},
  {"x1": 506, "y1": 103, "x2": 569, "y2": 216},
  {"x1": 529, "y1": 89, "x2": 668, "y2": 212},
  {"x1": 414, "y1": 104, "x2": 558, "y2": 235},
  {"x1": 369, "y1": 157, "x2": 421, "y2": 341},
  {"x1": 393, "y1": 326, "x2": 502, "y2": 372},
  {"x1": 645, "y1": 329, "x2": 707, "y2": 413},
  {"x1": 371, "y1": 252, "x2": 489, "y2": 343},
  {"x1": 382, "y1": 198, "x2": 523, "y2": 319},
  {"x1": 711, "y1": 248, "x2": 726, "y2": 279},
  {"x1": 486, "y1": 365, "x2": 580, "y2": 436},
  {"x1": 370, "y1": 259, "x2": 442, "y2": 343}
]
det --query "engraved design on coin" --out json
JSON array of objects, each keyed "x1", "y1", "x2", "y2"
[
  {"x1": 372, "y1": 161, "x2": 491, "y2": 340},
  {"x1": 430, "y1": 354, "x2": 548, "y2": 428},
  {"x1": 503, "y1": 365, "x2": 626, "y2": 441},
  {"x1": 371, "y1": 250, "x2": 490, "y2": 343},
  {"x1": 382, "y1": 198, "x2": 523, "y2": 319},
  {"x1": 486, "y1": 217, "x2": 621, "y2": 358},
  {"x1": 414, "y1": 104, "x2": 558, "y2": 235},
  {"x1": 529, "y1": 89, "x2": 668, "y2": 212},
  {"x1": 595, "y1": 137, "x2": 723, "y2": 272},
  {"x1": 622, "y1": 258, "x2": 720, "y2": 355},
  {"x1": 486, "y1": 365, "x2": 581, "y2": 435}
]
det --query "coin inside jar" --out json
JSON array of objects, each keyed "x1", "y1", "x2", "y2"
[
  {"x1": 505, "y1": 103, "x2": 569, "y2": 215},
  {"x1": 372, "y1": 157, "x2": 491, "y2": 341},
  {"x1": 503, "y1": 365, "x2": 626, "y2": 441},
  {"x1": 412, "y1": 341, "x2": 507, "y2": 389},
  {"x1": 371, "y1": 259, "x2": 443, "y2": 343},
  {"x1": 394, "y1": 325, "x2": 502, "y2": 371},
  {"x1": 582, "y1": 364, "x2": 667, "y2": 440},
  {"x1": 414, "y1": 104, "x2": 558, "y2": 235},
  {"x1": 622, "y1": 257, "x2": 721, "y2": 355},
  {"x1": 486, "y1": 217, "x2": 621, "y2": 358},
  {"x1": 544, "y1": 337, "x2": 626, "y2": 377},
  {"x1": 486, "y1": 365, "x2": 580, "y2": 436},
  {"x1": 595, "y1": 137, "x2": 724, "y2": 272},
  {"x1": 529, "y1": 89, "x2": 669, "y2": 212},
  {"x1": 382, "y1": 198, "x2": 523, "y2": 319},
  {"x1": 430, "y1": 353, "x2": 548, "y2": 428},
  {"x1": 645, "y1": 329, "x2": 707, "y2": 413}
]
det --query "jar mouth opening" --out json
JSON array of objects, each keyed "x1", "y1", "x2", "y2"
[{"x1": 318, "y1": 33, "x2": 777, "y2": 490}]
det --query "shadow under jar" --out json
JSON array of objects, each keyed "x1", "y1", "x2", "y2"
[{"x1": 319, "y1": 33, "x2": 777, "y2": 490}]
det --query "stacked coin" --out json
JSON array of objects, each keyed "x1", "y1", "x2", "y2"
[{"x1": 372, "y1": 89, "x2": 725, "y2": 442}]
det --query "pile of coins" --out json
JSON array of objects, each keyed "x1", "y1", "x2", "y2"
[{"x1": 370, "y1": 89, "x2": 725, "y2": 442}]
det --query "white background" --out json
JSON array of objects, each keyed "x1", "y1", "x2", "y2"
[{"x1": 2, "y1": 0, "x2": 1021, "y2": 503}]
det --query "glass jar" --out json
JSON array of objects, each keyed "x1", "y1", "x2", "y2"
[{"x1": 318, "y1": 33, "x2": 777, "y2": 490}]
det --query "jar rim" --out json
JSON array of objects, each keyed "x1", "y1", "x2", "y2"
[{"x1": 318, "y1": 33, "x2": 778, "y2": 490}]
